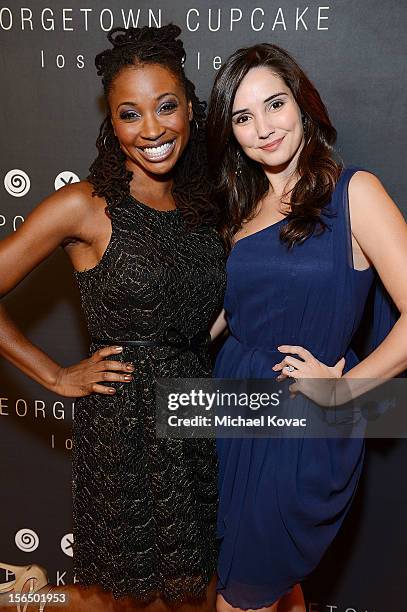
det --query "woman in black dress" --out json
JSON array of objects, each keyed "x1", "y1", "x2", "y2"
[{"x1": 0, "y1": 25, "x2": 225, "y2": 611}]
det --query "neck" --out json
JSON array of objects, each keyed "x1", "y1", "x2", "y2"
[{"x1": 127, "y1": 161, "x2": 174, "y2": 202}]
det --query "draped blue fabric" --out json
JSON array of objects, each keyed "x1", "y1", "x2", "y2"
[{"x1": 214, "y1": 168, "x2": 399, "y2": 608}]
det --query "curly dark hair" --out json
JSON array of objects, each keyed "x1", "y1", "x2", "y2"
[
  {"x1": 207, "y1": 43, "x2": 343, "y2": 249},
  {"x1": 88, "y1": 24, "x2": 217, "y2": 228}
]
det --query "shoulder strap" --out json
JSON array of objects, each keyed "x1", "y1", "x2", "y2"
[
  {"x1": 328, "y1": 166, "x2": 367, "y2": 272},
  {"x1": 331, "y1": 165, "x2": 366, "y2": 216}
]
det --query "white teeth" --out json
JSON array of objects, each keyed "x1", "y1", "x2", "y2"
[{"x1": 141, "y1": 140, "x2": 174, "y2": 156}]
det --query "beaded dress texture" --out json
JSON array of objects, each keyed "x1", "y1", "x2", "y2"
[{"x1": 72, "y1": 194, "x2": 226, "y2": 602}]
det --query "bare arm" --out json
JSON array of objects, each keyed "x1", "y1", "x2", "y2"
[
  {"x1": 0, "y1": 183, "x2": 132, "y2": 396},
  {"x1": 343, "y1": 171, "x2": 407, "y2": 379},
  {"x1": 209, "y1": 309, "x2": 228, "y2": 341}
]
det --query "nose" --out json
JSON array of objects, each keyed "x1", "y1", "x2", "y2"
[
  {"x1": 140, "y1": 113, "x2": 165, "y2": 142},
  {"x1": 255, "y1": 113, "x2": 275, "y2": 140}
]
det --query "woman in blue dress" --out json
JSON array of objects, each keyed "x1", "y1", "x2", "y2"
[{"x1": 207, "y1": 44, "x2": 407, "y2": 611}]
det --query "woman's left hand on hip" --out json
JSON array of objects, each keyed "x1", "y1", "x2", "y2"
[{"x1": 273, "y1": 345, "x2": 345, "y2": 380}]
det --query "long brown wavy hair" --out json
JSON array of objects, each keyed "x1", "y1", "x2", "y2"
[
  {"x1": 88, "y1": 24, "x2": 217, "y2": 228},
  {"x1": 207, "y1": 43, "x2": 343, "y2": 249}
]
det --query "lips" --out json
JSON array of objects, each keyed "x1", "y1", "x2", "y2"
[
  {"x1": 259, "y1": 136, "x2": 285, "y2": 151},
  {"x1": 136, "y1": 139, "x2": 176, "y2": 162}
]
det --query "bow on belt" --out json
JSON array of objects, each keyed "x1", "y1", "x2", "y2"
[{"x1": 92, "y1": 327, "x2": 211, "y2": 367}]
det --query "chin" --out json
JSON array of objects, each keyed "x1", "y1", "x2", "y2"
[
  {"x1": 259, "y1": 154, "x2": 290, "y2": 168},
  {"x1": 145, "y1": 162, "x2": 176, "y2": 175},
  {"x1": 135, "y1": 154, "x2": 176, "y2": 173},
  {"x1": 263, "y1": 146, "x2": 300, "y2": 168}
]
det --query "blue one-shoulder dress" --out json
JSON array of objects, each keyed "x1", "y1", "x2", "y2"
[{"x1": 214, "y1": 167, "x2": 398, "y2": 608}]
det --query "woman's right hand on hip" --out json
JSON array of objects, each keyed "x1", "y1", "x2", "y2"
[{"x1": 51, "y1": 346, "x2": 134, "y2": 397}]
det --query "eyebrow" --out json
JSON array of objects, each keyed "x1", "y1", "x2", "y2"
[
  {"x1": 232, "y1": 92, "x2": 287, "y2": 117},
  {"x1": 116, "y1": 92, "x2": 179, "y2": 111}
]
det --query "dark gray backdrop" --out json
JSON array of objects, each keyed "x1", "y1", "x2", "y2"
[{"x1": 1, "y1": 1, "x2": 406, "y2": 610}]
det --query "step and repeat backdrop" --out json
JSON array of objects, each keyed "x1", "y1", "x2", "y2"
[{"x1": 0, "y1": 1, "x2": 406, "y2": 610}]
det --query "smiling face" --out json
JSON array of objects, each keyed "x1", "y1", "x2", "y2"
[
  {"x1": 231, "y1": 66, "x2": 304, "y2": 173},
  {"x1": 108, "y1": 63, "x2": 193, "y2": 178}
]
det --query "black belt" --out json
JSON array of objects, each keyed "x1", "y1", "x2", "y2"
[{"x1": 92, "y1": 327, "x2": 211, "y2": 366}]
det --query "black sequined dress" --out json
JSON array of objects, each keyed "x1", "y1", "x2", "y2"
[{"x1": 72, "y1": 194, "x2": 226, "y2": 603}]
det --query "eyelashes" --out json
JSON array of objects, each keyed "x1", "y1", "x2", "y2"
[
  {"x1": 234, "y1": 114, "x2": 249, "y2": 125},
  {"x1": 233, "y1": 99, "x2": 285, "y2": 125},
  {"x1": 267, "y1": 100, "x2": 284, "y2": 111},
  {"x1": 119, "y1": 101, "x2": 179, "y2": 121},
  {"x1": 120, "y1": 110, "x2": 139, "y2": 120},
  {"x1": 160, "y1": 101, "x2": 178, "y2": 113}
]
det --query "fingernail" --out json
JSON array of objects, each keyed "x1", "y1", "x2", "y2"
[
  {"x1": 124, "y1": 375, "x2": 133, "y2": 381},
  {"x1": 115, "y1": 346, "x2": 123, "y2": 352},
  {"x1": 109, "y1": 388, "x2": 115, "y2": 394},
  {"x1": 126, "y1": 364, "x2": 134, "y2": 371}
]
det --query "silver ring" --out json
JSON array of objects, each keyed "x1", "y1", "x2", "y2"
[{"x1": 286, "y1": 365, "x2": 295, "y2": 372}]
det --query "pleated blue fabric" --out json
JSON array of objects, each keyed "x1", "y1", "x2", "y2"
[{"x1": 214, "y1": 167, "x2": 399, "y2": 608}]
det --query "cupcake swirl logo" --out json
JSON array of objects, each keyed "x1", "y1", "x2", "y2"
[
  {"x1": 4, "y1": 169, "x2": 31, "y2": 197},
  {"x1": 15, "y1": 528, "x2": 40, "y2": 553}
]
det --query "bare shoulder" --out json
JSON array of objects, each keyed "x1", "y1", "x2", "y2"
[
  {"x1": 42, "y1": 180, "x2": 104, "y2": 215},
  {"x1": 347, "y1": 169, "x2": 406, "y2": 263},
  {"x1": 28, "y1": 180, "x2": 107, "y2": 237},
  {"x1": 348, "y1": 170, "x2": 403, "y2": 225},
  {"x1": 348, "y1": 170, "x2": 387, "y2": 203}
]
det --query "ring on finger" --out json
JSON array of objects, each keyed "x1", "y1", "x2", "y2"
[{"x1": 286, "y1": 365, "x2": 295, "y2": 373}]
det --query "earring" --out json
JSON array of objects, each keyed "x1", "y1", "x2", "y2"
[
  {"x1": 102, "y1": 132, "x2": 120, "y2": 150},
  {"x1": 190, "y1": 118, "x2": 199, "y2": 133},
  {"x1": 235, "y1": 150, "x2": 242, "y2": 177}
]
